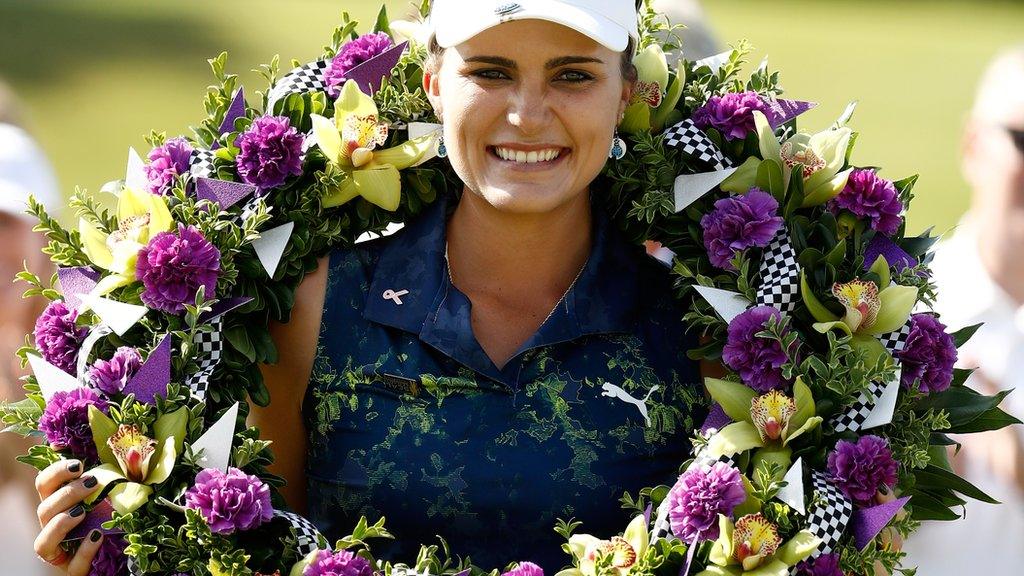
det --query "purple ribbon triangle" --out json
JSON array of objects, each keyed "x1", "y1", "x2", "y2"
[
  {"x1": 766, "y1": 98, "x2": 817, "y2": 129},
  {"x1": 58, "y1": 267, "x2": 100, "y2": 311},
  {"x1": 65, "y1": 500, "x2": 124, "y2": 542},
  {"x1": 700, "y1": 403, "x2": 732, "y2": 434},
  {"x1": 852, "y1": 495, "x2": 911, "y2": 550},
  {"x1": 344, "y1": 41, "x2": 408, "y2": 95},
  {"x1": 218, "y1": 88, "x2": 246, "y2": 136},
  {"x1": 864, "y1": 234, "x2": 917, "y2": 272},
  {"x1": 199, "y1": 296, "x2": 253, "y2": 323},
  {"x1": 124, "y1": 334, "x2": 172, "y2": 404},
  {"x1": 195, "y1": 177, "x2": 257, "y2": 211}
]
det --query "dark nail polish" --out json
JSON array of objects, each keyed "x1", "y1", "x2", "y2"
[
  {"x1": 89, "y1": 529, "x2": 102, "y2": 542},
  {"x1": 82, "y1": 476, "x2": 97, "y2": 489},
  {"x1": 67, "y1": 461, "x2": 81, "y2": 474},
  {"x1": 69, "y1": 505, "x2": 84, "y2": 518}
]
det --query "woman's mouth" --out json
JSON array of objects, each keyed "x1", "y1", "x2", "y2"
[{"x1": 489, "y1": 145, "x2": 569, "y2": 165}]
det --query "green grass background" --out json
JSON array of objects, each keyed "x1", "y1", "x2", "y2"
[{"x1": 1, "y1": 0, "x2": 1022, "y2": 234}]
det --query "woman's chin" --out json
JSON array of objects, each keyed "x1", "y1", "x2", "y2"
[{"x1": 470, "y1": 185, "x2": 584, "y2": 215}]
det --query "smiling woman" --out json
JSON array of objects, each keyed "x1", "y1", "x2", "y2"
[{"x1": 252, "y1": 0, "x2": 708, "y2": 569}]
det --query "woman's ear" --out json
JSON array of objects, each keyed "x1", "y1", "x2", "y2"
[
  {"x1": 618, "y1": 81, "x2": 634, "y2": 123},
  {"x1": 423, "y1": 70, "x2": 443, "y2": 122}
]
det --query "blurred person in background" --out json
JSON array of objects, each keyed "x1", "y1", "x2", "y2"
[
  {"x1": 645, "y1": 0, "x2": 722, "y2": 264},
  {"x1": 904, "y1": 46, "x2": 1024, "y2": 573},
  {"x1": 0, "y1": 79, "x2": 61, "y2": 576},
  {"x1": 653, "y1": 0, "x2": 721, "y2": 62}
]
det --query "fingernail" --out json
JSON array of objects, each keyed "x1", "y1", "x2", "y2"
[
  {"x1": 89, "y1": 529, "x2": 102, "y2": 543},
  {"x1": 69, "y1": 505, "x2": 84, "y2": 518},
  {"x1": 82, "y1": 476, "x2": 97, "y2": 489},
  {"x1": 67, "y1": 461, "x2": 81, "y2": 474}
]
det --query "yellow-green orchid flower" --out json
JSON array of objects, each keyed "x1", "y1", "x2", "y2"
[
  {"x1": 621, "y1": 45, "x2": 683, "y2": 134},
  {"x1": 723, "y1": 111, "x2": 853, "y2": 207},
  {"x1": 695, "y1": 514, "x2": 819, "y2": 576},
  {"x1": 79, "y1": 186, "x2": 174, "y2": 296},
  {"x1": 803, "y1": 255, "x2": 918, "y2": 365},
  {"x1": 84, "y1": 405, "x2": 187, "y2": 513},
  {"x1": 311, "y1": 80, "x2": 435, "y2": 211},
  {"x1": 556, "y1": 514, "x2": 649, "y2": 576},
  {"x1": 705, "y1": 378, "x2": 822, "y2": 468}
]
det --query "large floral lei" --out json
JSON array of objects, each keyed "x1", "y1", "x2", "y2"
[{"x1": 2, "y1": 2, "x2": 1018, "y2": 576}]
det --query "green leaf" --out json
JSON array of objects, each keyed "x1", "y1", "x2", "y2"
[
  {"x1": 915, "y1": 387, "x2": 1012, "y2": 427},
  {"x1": 224, "y1": 323, "x2": 257, "y2": 363},
  {"x1": 906, "y1": 489, "x2": 962, "y2": 521},
  {"x1": 947, "y1": 406, "x2": 1021, "y2": 434},
  {"x1": 801, "y1": 271, "x2": 838, "y2": 322},
  {"x1": 705, "y1": 378, "x2": 756, "y2": 424},
  {"x1": 776, "y1": 530, "x2": 820, "y2": 566},
  {"x1": 88, "y1": 405, "x2": 118, "y2": 467},
  {"x1": 153, "y1": 406, "x2": 188, "y2": 454},
  {"x1": 372, "y1": 4, "x2": 390, "y2": 34},
  {"x1": 790, "y1": 377, "x2": 815, "y2": 431},
  {"x1": 755, "y1": 159, "x2": 785, "y2": 200},
  {"x1": 914, "y1": 464, "x2": 999, "y2": 504},
  {"x1": 951, "y1": 323, "x2": 983, "y2": 348},
  {"x1": 708, "y1": 421, "x2": 763, "y2": 458}
]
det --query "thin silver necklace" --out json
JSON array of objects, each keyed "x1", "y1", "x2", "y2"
[{"x1": 444, "y1": 239, "x2": 588, "y2": 326}]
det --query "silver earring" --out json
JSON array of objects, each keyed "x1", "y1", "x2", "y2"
[
  {"x1": 609, "y1": 131, "x2": 626, "y2": 160},
  {"x1": 437, "y1": 133, "x2": 448, "y2": 158}
]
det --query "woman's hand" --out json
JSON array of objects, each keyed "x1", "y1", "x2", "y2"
[{"x1": 33, "y1": 459, "x2": 106, "y2": 575}]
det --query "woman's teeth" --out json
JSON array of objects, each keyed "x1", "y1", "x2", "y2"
[{"x1": 494, "y1": 147, "x2": 562, "y2": 163}]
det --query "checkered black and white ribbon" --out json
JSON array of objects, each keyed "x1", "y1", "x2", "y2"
[
  {"x1": 127, "y1": 555, "x2": 142, "y2": 576},
  {"x1": 189, "y1": 148, "x2": 217, "y2": 180},
  {"x1": 662, "y1": 119, "x2": 733, "y2": 171},
  {"x1": 266, "y1": 60, "x2": 329, "y2": 112},
  {"x1": 878, "y1": 318, "x2": 913, "y2": 357},
  {"x1": 235, "y1": 195, "x2": 265, "y2": 227},
  {"x1": 805, "y1": 470, "x2": 852, "y2": 557},
  {"x1": 274, "y1": 509, "x2": 327, "y2": 558},
  {"x1": 828, "y1": 380, "x2": 887, "y2": 433},
  {"x1": 186, "y1": 316, "x2": 223, "y2": 402},
  {"x1": 756, "y1": 228, "x2": 801, "y2": 315}
]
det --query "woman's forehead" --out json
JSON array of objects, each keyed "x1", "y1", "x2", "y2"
[{"x1": 452, "y1": 19, "x2": 615, "y2": 63}]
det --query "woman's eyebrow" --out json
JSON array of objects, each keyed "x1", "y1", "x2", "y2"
[{"x1": 463, "y1": 55, "x2": 605, "y2": 69}]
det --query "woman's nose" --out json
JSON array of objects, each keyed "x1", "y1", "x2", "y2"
[{"x1": 506, "y1": 84, "x2": 553, "y2": 134}]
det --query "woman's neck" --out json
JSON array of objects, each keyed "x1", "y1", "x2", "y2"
[{"x1": 446, "y1": 189, "x2": 593, "y2": 308}]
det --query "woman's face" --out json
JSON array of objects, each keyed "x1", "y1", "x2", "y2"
[{"x1": 424, "y1": 19, "x2": 632, "y2": 215}]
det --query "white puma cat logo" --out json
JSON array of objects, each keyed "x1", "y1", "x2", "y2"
[{"x1": 600, "y1": 382, "x2": 660, "y2": 427}]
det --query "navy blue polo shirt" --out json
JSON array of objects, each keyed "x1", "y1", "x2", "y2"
[{"x1": 302, "y1": 193, "x2": 706, "y2": 570}]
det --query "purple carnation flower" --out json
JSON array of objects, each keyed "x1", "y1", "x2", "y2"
[
  {"x1": 896, "y1": 314, "x2": 958, "y2": 394},
  {"x1": 303, "y1": 549, "x2": 373, "y2": 576},
  {"x1": 722, "y1": 306, "x2": 793, "y2": 392},
  {"x1": 145, "y1": 137, "x2": 194, "y2": 196},
  {"x1": 827, "y1": 435, "x2": 899, "y2": 506},
  {"x1": 692, "y1": 91, "x2": 777, "y2": 140},
  {"x1": 235, "y1": 116, "x2": 304, "y2": 189},
  {"x1": 184, "y1": 467, "x2": 273, "y2": 535},
  {"x1": 39, "y1": 387, "x2": 109, "y2": 463},
  {"x1": 34, "y1": 300, "x2": 88, "y2": 375},
  {"x1": 667, "y1": 461, "x2": 746, "y2": 542},
  {"x1": 88, "y1": 347, "x2": 142, "y2": 395},
  {"x1": 828, "y1": 169, "x2": 903, "y2": 236},
  {"x1": 502, "y1": 562, "x2": 544, "y2": 576},
  {"x1": 88, "y1": 534, "x2": 128, "y2": 576},
  {"x1": 324, "y1": 32, "x2": 394, "y2": 98},
  {"x1": 701, "y1": 188, "x2": 783, "y2": 270},
  {"x1": 136, "y1": 224, "x2": 220, "y2": 314},
  {"x1": 794, "y1": 553, "x2": 843, "y2": 576}
]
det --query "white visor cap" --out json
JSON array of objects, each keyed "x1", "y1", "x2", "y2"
[{"x1": 430, "y1": 0, "x2": 640, "y2": 52}]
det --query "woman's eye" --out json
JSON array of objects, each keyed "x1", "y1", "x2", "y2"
[
  {"x1": 557, "y1": 70, "x2": 594, "y2": 83},
  {"x1": 472, "y1": 69, "x2": 509, "y2": 81}
]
